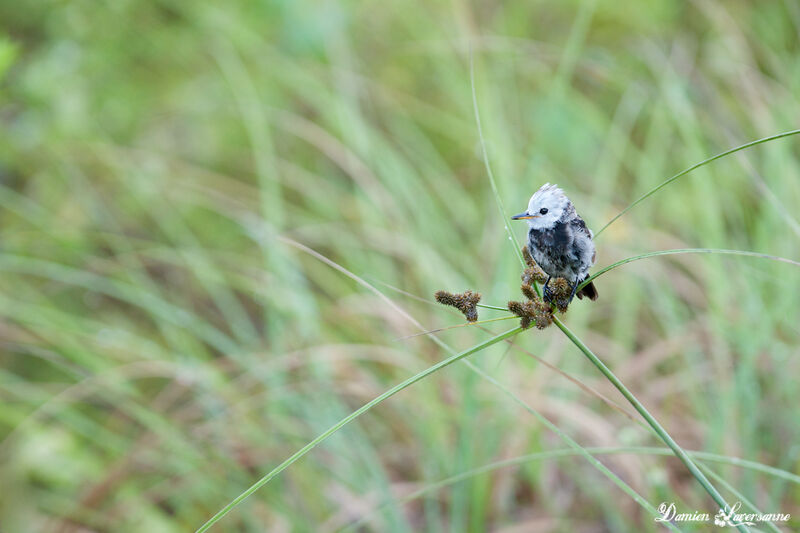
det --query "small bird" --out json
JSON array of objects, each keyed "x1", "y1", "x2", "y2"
[{"x1": 511, "y1": 183, "x2": 598, "y2": 304}]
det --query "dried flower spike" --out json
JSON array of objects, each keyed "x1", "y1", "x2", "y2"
[
  {"x1": 507, "y1": 300, "x2": 534, "y2": 329},
  {"x1": 521, "y1": 247, "x2": 548, "y2": 285},
  {"x1": 548, "y1": 278, "x2": 572, "y2": 313},
  {"x1": 508, "y1": 299, "x2": 552, "y2": 330},
  {"x1": 435, "y1": 290, "x2": 481, "y2": 322},
  {"x1": 521, "y1": 266, "x2": 548, "y2": 286},
  {"x1": 520, "y1": 283, "x2": 538, "y2": 302},
  {"x1": 522, "y1": 246, "x2": 535, "y2": 267},
  {"x1": 531, "y1": 299, "x2": 554, "y2": 329}
]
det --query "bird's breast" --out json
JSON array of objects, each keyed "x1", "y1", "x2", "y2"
[{"x1": 528, "y1": 224, "x2": 576, "y2": 278}]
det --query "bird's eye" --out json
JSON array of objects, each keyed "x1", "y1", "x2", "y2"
[{"x1": 539, "y1": 208, "x2": 548, "y2": 215}]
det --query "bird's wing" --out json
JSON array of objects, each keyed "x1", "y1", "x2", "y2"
[
  {"x1": 571, "y1": 216, "x2": 596, "y2": 264},
  {"x1": 570, "y1": 216, "x2": 593, "y2": 240}
]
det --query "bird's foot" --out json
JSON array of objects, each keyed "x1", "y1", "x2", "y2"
[
  {"x1": 543, "y1": 278, "x2": 572, "y2": 313},
  {"x1": 542, "y1": 285, "x2": 555, "y2": 303},
  {"x1": 567, "y1": 282, "x2": 579, "y2": 304}
]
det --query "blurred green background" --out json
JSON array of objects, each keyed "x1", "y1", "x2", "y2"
[{"x1": 1, "y1": 1, "x2": 799, "y2": 531}]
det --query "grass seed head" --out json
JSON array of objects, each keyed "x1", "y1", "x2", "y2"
[
  {"x1": 435, "y1": 289, "x2": 481, "y2": 322},
  {"x1": 507, "y1": 300, "x2": 533, "y2": 329},
  {"x1": 549, "y1": 278, "x2": 572, "y2": 313},
  {"x1": 520, "y1": 283, "x2": 538, "y2": 301},
  {"x1": 532, "y1": 299, "x2": 554, "y2": 329},
  {"x1": 508, "y1": 299, "x2": 552, "y2": 330},
  {"x1": 521, "y1": 266, "x2": 548, "y2": 286},
  {"x1": 521, "y1": 247, "x2": 548, "y2": 285},
  {"x1": 522, "y1": 246, "x2": 535, "y2": 267}
]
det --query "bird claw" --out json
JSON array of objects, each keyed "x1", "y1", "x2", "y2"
[
  {"x1": 567, "y1": 277, "x2": 580, "y2": 304},
  {"x1": 542, "y1": 285, "x2": 554, "y2": 303}
]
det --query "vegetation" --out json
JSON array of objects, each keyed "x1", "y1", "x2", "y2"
[{"x1": 1, "y1": 1, "x2": 799, "y2": 531}]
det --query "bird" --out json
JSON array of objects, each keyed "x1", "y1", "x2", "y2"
[{"x1": 511, "y1": 183, "x2": 598, "y2": 304}]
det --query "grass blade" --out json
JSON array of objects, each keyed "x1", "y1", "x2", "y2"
[
  {"x1": 554, "y1": 318, "x2": 749, "y2": 533},
  {"x1": 595, "y1": 129, "x2": 800, "y2": 237},
  {"x1": 393, "y1": 315, "x2": 517, "y2": 340},
  {"x1": 699, "y1": 464, "x2": 782, "y2": 533},
  {"x1": 469, "y1": 49, "x2": 525, "y2": 267},
  {"x1": 461, "y1": 360, "x2": 683, "y2": 532},
  {"x1": 578, "y1": 248, "x2": 800, "y2": 290},
  {"x1": 345, "y1": 445, "x2": 799, "y2": 531},
  {"x1": 195, "y1": 327, "x2": 523, "y2": 533}
]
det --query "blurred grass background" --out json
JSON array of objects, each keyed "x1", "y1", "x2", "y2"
[{"x1": 1, "y1": 1, "x2": 800, "y2": 531}]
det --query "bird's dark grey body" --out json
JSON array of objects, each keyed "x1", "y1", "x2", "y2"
[{"x1": 527, "y1": 207, "x2": 595, "y2": 284}]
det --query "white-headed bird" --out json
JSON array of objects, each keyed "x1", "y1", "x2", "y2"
[{"x1": 512, "y1": 183, "x2": 598, "y2": 303}]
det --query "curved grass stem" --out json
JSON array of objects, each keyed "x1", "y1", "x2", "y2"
[
  {"x1": 195, "y1": 327, "x2": 523, "y2": 533},
  {"x1": 469, "y1": 48, "x2": 525, "y2": 268},
  {"x1": 344, "y1": 445, "x2": 797, "y2": 531},
  {"x1": 461, "y1": 359, "x2": 682, "y2": 532},
  {"x1": 394, "y1": 315, "x2": 517, "y2": 340},
  {"x1": 577, "y1": 248, "x2": 800, "y2": 291},
  {"x1": 595, "y1": 129, "x2": 800, "y2": 237},
  {"x1": 554, "y1": 317, "x2": 749, "y2": 533}
]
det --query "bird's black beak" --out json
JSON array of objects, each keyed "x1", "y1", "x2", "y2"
[{"x1": 511, "y1": 212, "x2": 536, "y2": 220}]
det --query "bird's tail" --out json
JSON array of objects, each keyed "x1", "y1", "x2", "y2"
[{"x1": 576, "y1": 280, "x2": 598, "y2": 301}]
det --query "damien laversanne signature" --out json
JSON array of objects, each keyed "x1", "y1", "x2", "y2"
[{"x1": 655, "y1": 501, "x2": 791, "y2": 527}]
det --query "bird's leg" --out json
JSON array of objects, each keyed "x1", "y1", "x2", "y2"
[
  {"x1": 568, "y1": 275, "x2": 580, "y2": 304},
  {"x1": 542, "y1": 276, "x2": 553, "y2": 303}
]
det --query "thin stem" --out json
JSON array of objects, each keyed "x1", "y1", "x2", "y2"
[
  {"x1": 553, "y1": 317, "x2": 749, "y2": 533},
  {"x1": 195, "y1": 327, "x2": 523, "y2": 533},
  {"x1": 462, "y1": 360, "x2": 682, "y2": 532},
  {"x1": 477, "y1": 303, "x2": 513, "y2": 311},
  {"x1": 699, "y1": 464, "x2": 782, "y2": 533},
  {"x1": 595, "y1": 129, "x2": 800, "y2": 237},
  {"x1": 578, "y1": 248, "x2": 800, "y2": 291},
  {"x1": 344, "y1": 445, "x2": 798, "y2": 531},
  {"x1": 394, "y1": 315, "x2": 517, "y2": 340},
  {"x1": 469, "y1": 49, "x2": 525, "y2": 267}
]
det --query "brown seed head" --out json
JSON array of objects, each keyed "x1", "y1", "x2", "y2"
[
  {"x1": 549, "y1": 278, "x2": 572, "y2": 313},
  {"x1": 532, "y1": 299, "x2": 554, "y2": 329},
  {"x1": 435, "y1": 289, "x2": 481, "y2": 322},
  {"x1": 522, "y1": 246, "x2": 535, "y2": 267},
  {"x1": 520, "y1": 283, "x2": 538, "y2": 301},
  {"x1": 521, "y1": 266, "x2": 548, "y2": 286},
  {"x1": 508, "y1": 299, "x2": 552, "y2": 330}
]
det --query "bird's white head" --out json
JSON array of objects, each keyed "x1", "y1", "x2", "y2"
[{"x1": 511, "y1": 183, "x2": 571, "y2": 230}]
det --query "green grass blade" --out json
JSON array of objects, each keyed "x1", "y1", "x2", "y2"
[
  {"x1": 194, "y1": 327, "x2": 523, "y2": 533},
  {"x1": 699, "y1": 464, "x2": 782, "y2": 533},
  {"x1": 470, "y1": 50, "x2": 525, "y2": 267},
  {"x1": 345, "y1": 445, "x2": 799, "y2": 531},
  {"x1": 554, "y1": 318, "x2": 750, "y2": 533},
  {"x1": 595, "y1": 129, "x2": 800, "y2": 237},
  {"x1": 476, "y1": 303, "x2": 513, "y2": 311},
  {"x1": 578, "y1": 248, "x2": 800, "y2": 291},
  {"x1": 461, "y1": 360, "x2": 683, "y2": 533}
]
